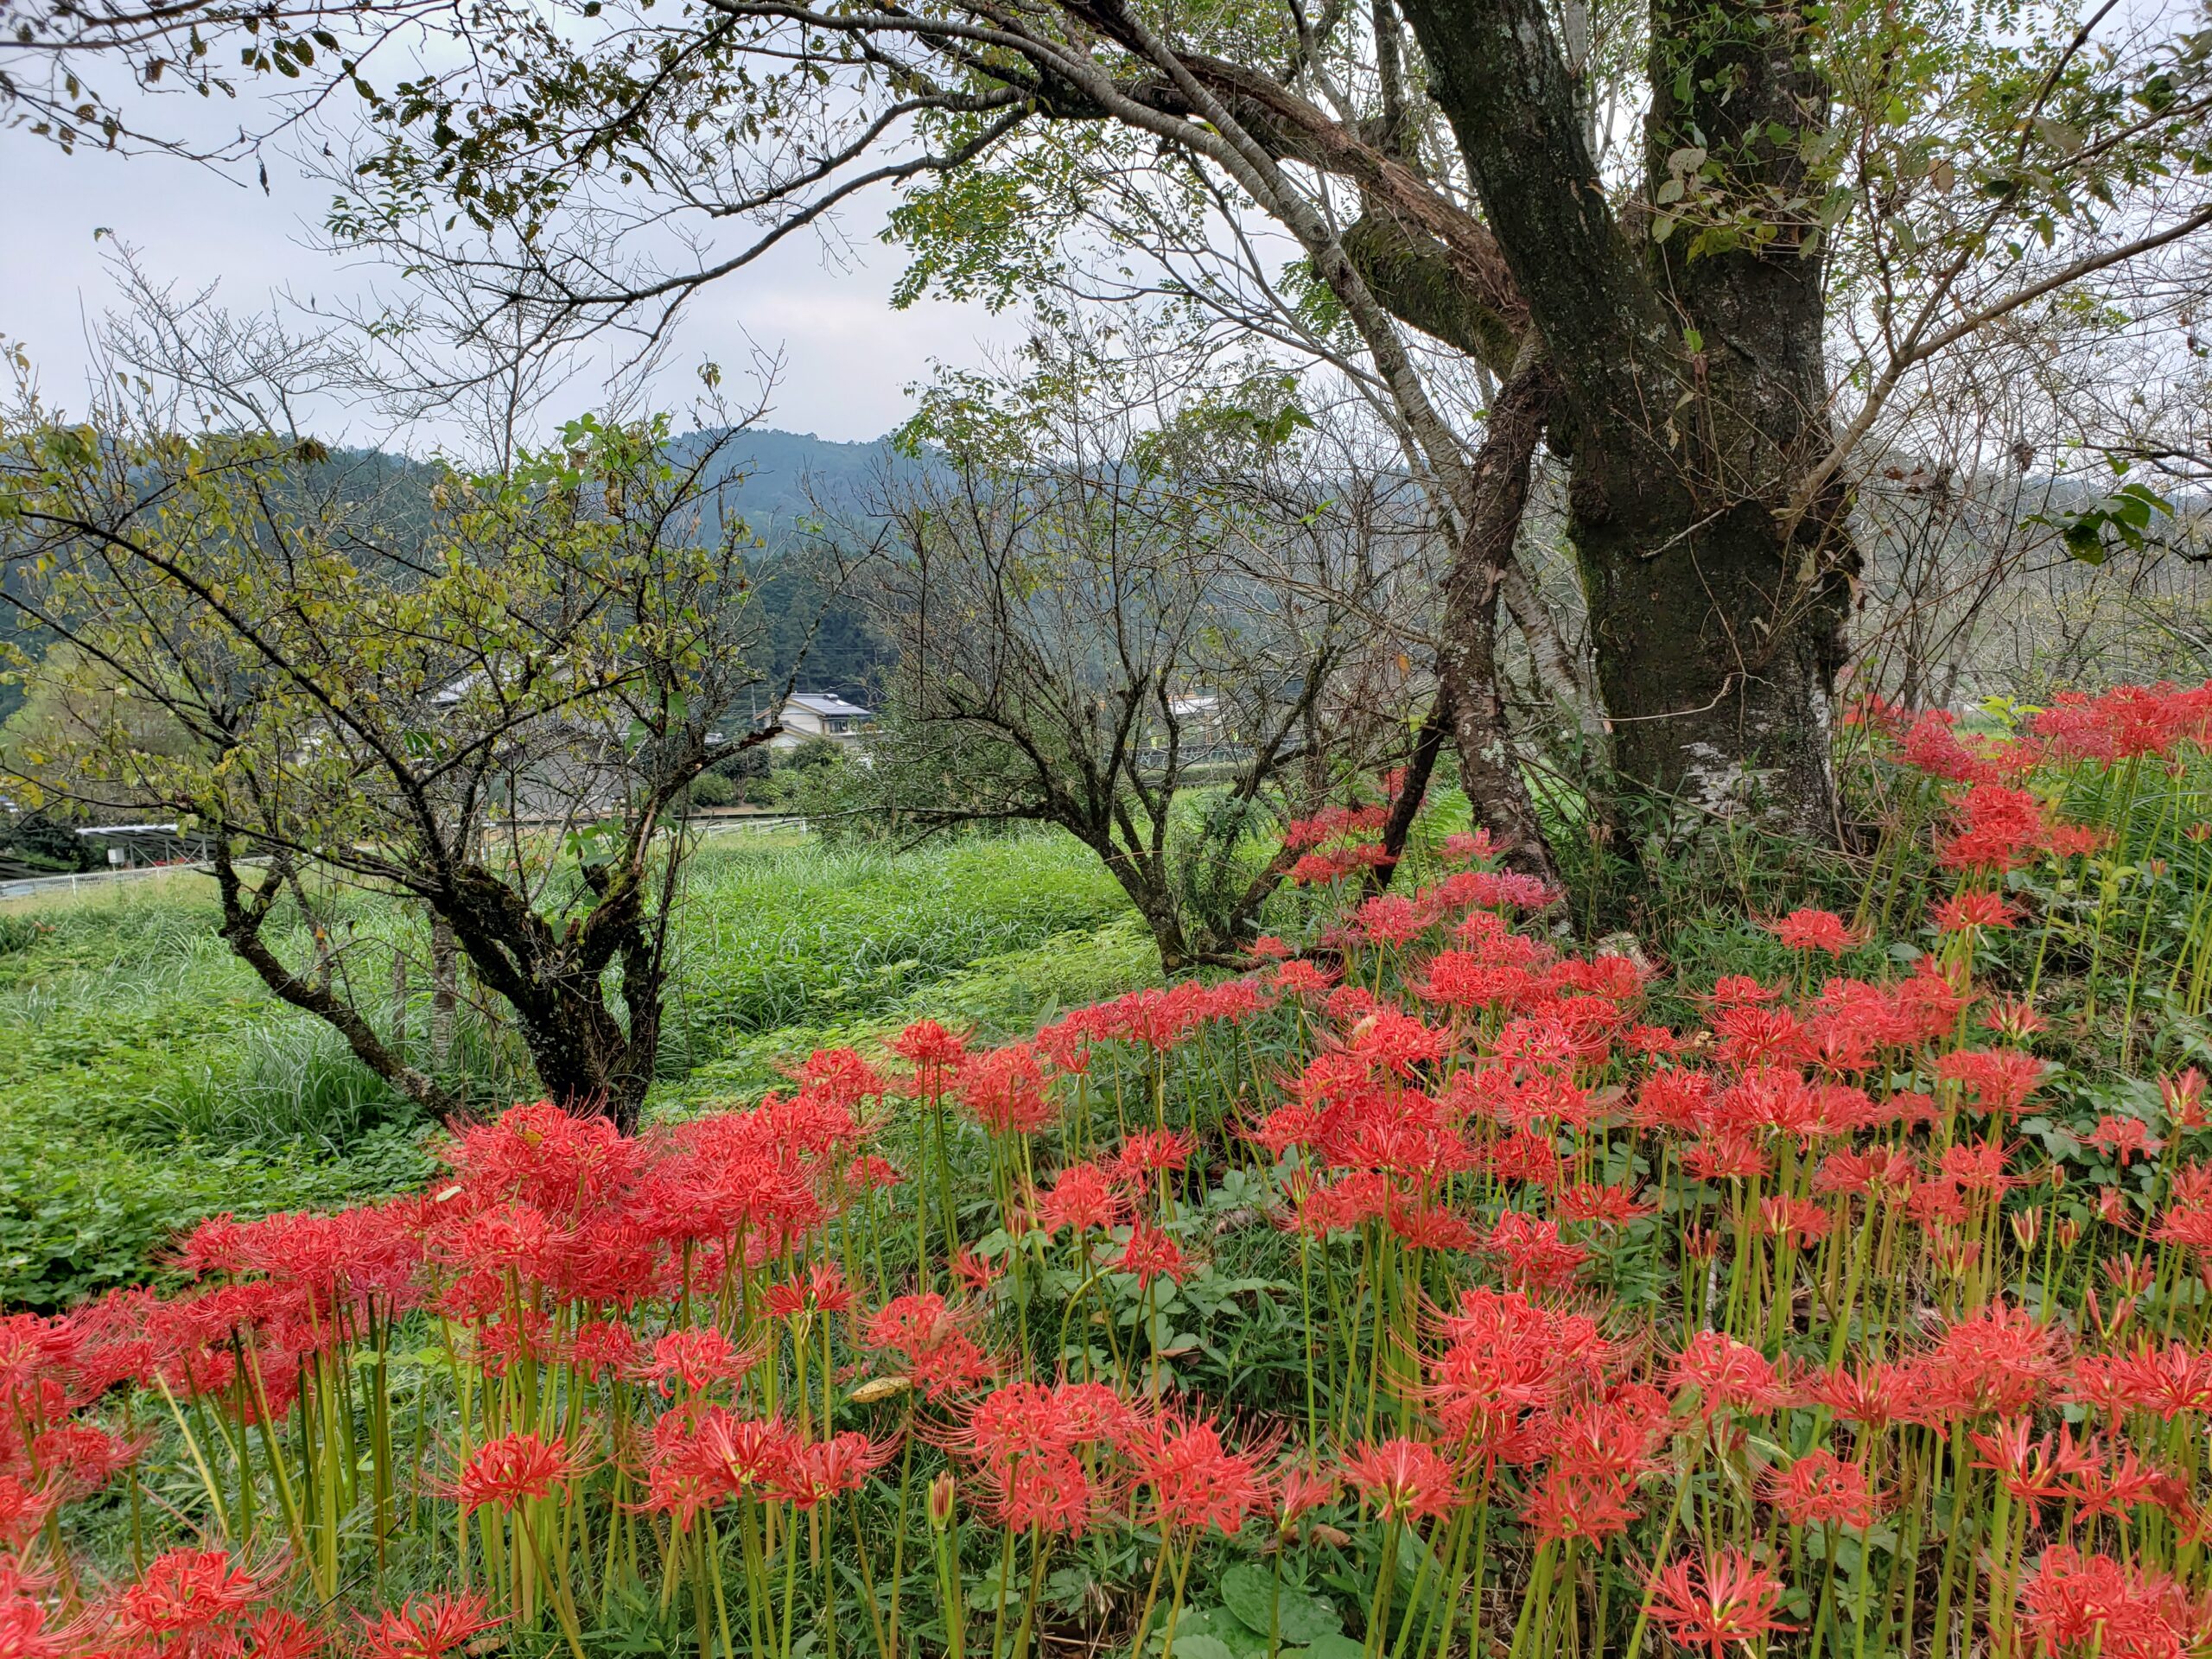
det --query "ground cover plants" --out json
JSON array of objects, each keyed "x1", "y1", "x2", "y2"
[
  {"x1": 13, "y1": 681, "x2": 2212, "y2": 1659},
  {"x1": 0, "y1": 836, "x2": 1140, "y2": 1309}
]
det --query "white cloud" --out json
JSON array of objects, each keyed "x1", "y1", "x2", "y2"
[{"x1": 0, "y1": 130, "x2": 1018, "y2": 443}]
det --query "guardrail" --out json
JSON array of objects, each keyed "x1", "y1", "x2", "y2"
[{"x1": 0, "y1": 861, "x2": 212, "y2": 903}]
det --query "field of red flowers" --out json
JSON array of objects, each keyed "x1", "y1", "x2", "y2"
[{"x1": 11, "y1": 681, "x2": 2212, "y2": 1659}]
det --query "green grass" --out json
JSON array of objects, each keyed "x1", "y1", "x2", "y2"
[{"x1": 0, "y1": 831, "x2": 1150, "y2": 1308}]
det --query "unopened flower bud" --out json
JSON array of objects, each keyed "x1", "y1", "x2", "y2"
[{"x1": 927, "y1": 1471, "x2": 957, "y2": 1533}]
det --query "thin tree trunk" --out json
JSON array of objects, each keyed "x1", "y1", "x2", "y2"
[
  {"x1": 212, "y1": 848, "x2": 461, "y2": 1118},
  {"x1": 1434, "y1": 353, "x2": 1561, "y2": 885},
  {"x1": 1373, "y1": 690, "x2": 1452, "y2": 892},
  {"x1": 429, "y1": 914, "x2": 457, "y2": 1069},
  {"x1": 390, "y1": 940, "x2": 408, "y2": 1058}
]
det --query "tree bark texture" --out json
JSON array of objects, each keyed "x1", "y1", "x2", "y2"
[
  {"x1": 1434, "y1": 354, "x2": 1562, "y2": 881},
  {"x1": 1382, "y1": 0, "x2": 1859, "y2": 838}
]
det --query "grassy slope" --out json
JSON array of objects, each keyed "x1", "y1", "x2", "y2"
[{"x1": 0, "y1": 834, "x2": 1152, "y2": 1308}]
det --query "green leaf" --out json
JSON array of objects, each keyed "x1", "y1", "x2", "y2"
[
  {"x1": 1220, "y1": 1565, "x2": 1343, "y2": 1645},
  {"x1": 1156, "y1": 1635, "x2": 1239, "y2": 1659}
]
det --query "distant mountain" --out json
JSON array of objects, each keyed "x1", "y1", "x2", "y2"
[
  {"x1": 0, "y1": 429, "x2": 908, "y2": 731},
  {"x1": 671, "y1": 426, "x2": 910, "y2": 540}
]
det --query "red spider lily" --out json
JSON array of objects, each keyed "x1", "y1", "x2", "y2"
[
  {"x1": 640, "y1": 1328, "x2": 747, "y2": 1395},
  {"x1": 1762, "y1": 1447, "x2": 1883, "y2": 1529},
  {"x1": 1710, "y1": 1006, "x2": 1809, "y2": 1069},
  {"x1": 2021, "y1": 1547, "x2": 2202, "y2": 1659},
  {"x1": 1128, "y1": 1413, "x2": 1272, "y2": 1533},
  {"x1": 985, "y1": 1450, "x2": 1098, "y2": 1535},
  {"x1": 354, "y1": 1592, "x2": 504, "y2": 1659},
  {"x1": 1354, "y1": 893, "x2": 1430, "y2": 946},
  {"x1": 444, "y1": 1099, "x2": 641, "y2": 1219},
  {"x1": 1555, "y1": 1182, "x2": 1656, "y2": 1225},
  {"x1": 892, "y1": 1020, "x2": 967, "y2": 1093},
  {"x1": 1112, "y1": 1129, "x2": 1194, "y2": 1190},
  {"x1": 2063, "y1": 1443, "x2": 2169, "y2": 1523},
  {"x1": 2081, "y1": 1342, "x2": 2212, "y2": 1420},
  {"x1": 1033, "y1": 1018, "x2": 1095, "y2": 1077},
  {"x1": 1754, "y1": 1194, "x2": 1831, "y2": 1244},
  {"x1": 957, "y1": 1044, "x2": 1055, "y2": 1136},
  {"x1": 952, "y1": 1380, "x2": 1137, "y2": 1471},
  {"x1": 1911, "y1": 1303, "x2": 2057, "y2": 1419},
  {"x1": 1670, "y1": 1333, "x2": 1788, "y2": 1417},
  {"x1": 1341, "y1": 1437, "x2": 1463, "y2": 1522},
  {"x1": 1936, "y1": 1137, "x2": 2019, "y2": 1200},
  {"x1": 1842, "y1": 691, "x2": 1906, "y2": 736},
  {"x1": 1897, "y1": 708, "x2": 2001, "y2": 785},
  {"x1": 768, "y1": 1431, "x2": 897, "y2": 1510},
  {"x1": 1813, "y1": 1147, "x2": 1916, "y2": 1198},
  {"x1": 1796, "y1": 1371, "x2": 1920, "y2": 1433},
  {"x1": 1547, "y1": 1393, "x2": 1668, "y2": 1484},
  {"x1": 788, "y1": 1046, "x2": 887, "y2": 1106},
  {"x1": 451, "y1": 1431, "x2": 587, "y2": 1513},
  {"x1": 2092, "y1": 1114, "x2": 2161, "y2": 1167},
  {"x1": 948, "y1": 1381, "x2": 1134, "y2": 1535},
  {"x1": 2164, "y1": 1069, "x2": 2209, "y2": 1131},
  {"x1": 239, "y1": 1610, "x2": 327, "y2": 1659},
  {"x1": 1275, "y1": 1463, "x2": 1340, "y2": 1527},
  {"x1": 1344, "y1": 1007, "x2": 1453, "y2": 1075},
  {"x1": 1710, "y1": 975, "x2": 1783, "y2": 1009},
  {"x1": 1770, "y1": 908, "x2": 1858, "y2": 955},
  {"x1": 847, "y1": 1154, "x2": 904, "y2": 1192},
  {"x1": 1983, "y1": 995, "x2": 2046, "y2": 1040},
  {"x1": 763, "y1": 1262, "x2": 853, "y2": 1319},
  {"x1": 1283, "y1": 804, "x2": 1390, "y2": 851},
  {"x1": 566, "y1": 1336, "x2": 645, "y2": 1397},
  {"x1": 1037, "y1": 1163, "x2": 1128, "y2": 1236},
  {"x1": 1931, "y1": 891, "x2": 2018, "y2": 935},
  {"x1": 951, "y1": 1248, "x2": 1002, "y2": 1294},
  {"x1": 1440, "y1": 828, "x2": 1497, "y2": 862},
  {"x1": 1937, "y1": 785, "x2": 2052, "y2": 872},
  {"x1": 697, "y1": 1411, "x2": 800, "y2": 1493},
  {"x1": 1272, "y1": 959, "x2": 1339, "y2": 997},
  {"x1": 1523, "y1": 1468, "x2": 1639, "y2": 1545},
  {"x1": 1414, "y1": 949, "x2": 1520, "y2": 1011},
  {"x1": 864, "y1": 1294, "x2": 995, "y2": 1399},
  {"x1": 111, "y1": 1549, "x2": 268, "y2": 1637},
  {"x1": 0, "y1": 1592, "x2": 69, "y2": 1659},
  {"x1": 1623, "y1": 1022, "x2": 1684, "y2": 1057},
  {"x1": 1643, "y1": 1549, "x2": 1796, "y2": 1659},
  {"x1": 1116, "y1": 1221, "x2": 1192, "y2": 1287},
  {"x1": 1635, "y1": 1069, "x2": 1717, "y2": 1135},
  {"x1": 1484, "y1": 1211, "x2": 1587, "y2": 1291},
  {"x1": 2031, "y1": 682, "x2": 2212, "y2": 763},
  {"x1": 1936, "y1": 1048, "x2": 2048, "y2": 1116}
]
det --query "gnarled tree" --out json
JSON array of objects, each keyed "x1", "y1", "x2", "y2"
[
  {"x1": 844, "y1": 328, "x2": 1445, "y2": 969},
  {"x1": 0, "y1": 376, "x2": 776, "y2": 1132}
]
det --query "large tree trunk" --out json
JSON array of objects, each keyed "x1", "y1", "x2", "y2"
[
  {"x1": 1574, "y1": 501, "x2": 1847, "y2": 837},
  {"x1": 439, "y1": 865, "x2": 661, "y2": 1134},
  {"x1": 1388, "y1": 0, "x2": 1859, "y2": 843},
  {"x1": 506, "y1": 987, "x2": 653, "y2": 1135}
]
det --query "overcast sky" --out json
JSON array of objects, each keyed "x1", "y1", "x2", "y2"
[{"x1": 0, "y1": 118, "x2": 1022, "y2": 447}]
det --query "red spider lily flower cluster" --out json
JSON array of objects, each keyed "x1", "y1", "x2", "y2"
[{"x1": 28, "y1": 677, "x2": 2212, "y2": 1659}]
